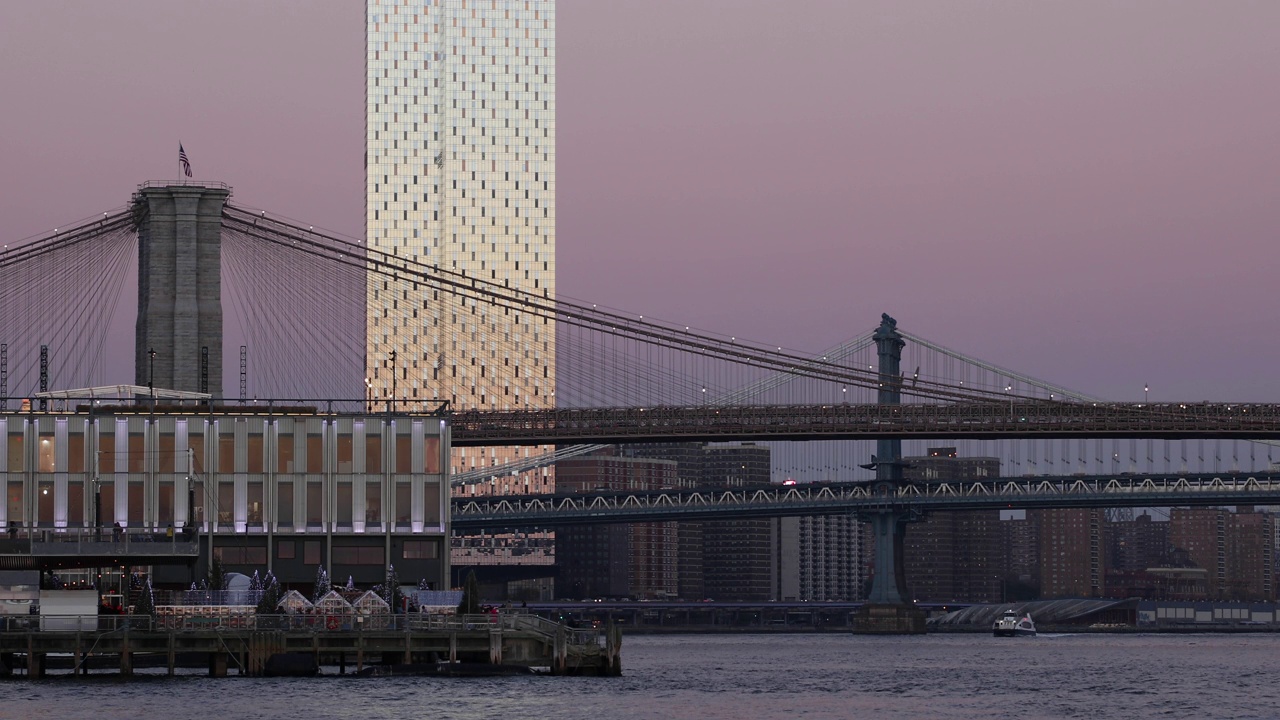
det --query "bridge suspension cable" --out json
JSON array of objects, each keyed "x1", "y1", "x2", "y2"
[
  {"x1": 219, "y1": 205, "x2": 1038, "y2": 407},
  {"x1": 0, "y1": 208, "x2": 138, "y2": 399}
]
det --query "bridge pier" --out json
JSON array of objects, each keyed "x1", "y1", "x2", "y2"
[
  {"x1": 854, "y1": 315, "x2": 926, "y2": 634},
  {"x1": 209, "y1": 651, "x2": 227, "y2": 678},
  {"x1": 27, "y1": 652, "x2": 45, "y2": 679}
]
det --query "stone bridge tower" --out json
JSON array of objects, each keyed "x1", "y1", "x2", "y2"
[{"x1": 133, "y1": 183, "x2": 230, "y2": 397}]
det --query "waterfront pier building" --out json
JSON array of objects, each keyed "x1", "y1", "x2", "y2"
[{"x1": 0, "y1": 394, "x2": 451, "y2": 591}]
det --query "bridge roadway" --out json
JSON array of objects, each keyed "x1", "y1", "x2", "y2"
[
  {"x1": 450, "y1": 401, "x2": 1280, "y2": 446},
  {"x1": 451, "y1": 472, "x2": 1280, "y2": 529}
]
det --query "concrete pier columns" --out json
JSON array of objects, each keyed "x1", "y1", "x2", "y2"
[{"x1": 489, "y1": 629, "x2": 503, "y2": 665}]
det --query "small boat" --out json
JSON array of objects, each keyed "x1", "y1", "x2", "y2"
[{"x1": 993, "y1": 609, "x2": 1036, "y2": 637}]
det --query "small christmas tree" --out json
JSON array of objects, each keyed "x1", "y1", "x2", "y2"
[
  {"x1": 312, "y1": 566, "x2": 331, "y2": 603},
  {"x1": 135, "y1": 578, "x2": 156, "y2": 621},
  {"x1": 256, "y1": 572, "x2": 282, "y2": 614},
  {"x1": 384, "y1": 564, "x2": 402, "y2": 611},
  {"x1": 346, "y1": 576, "x2": 355, "y2": 592}
]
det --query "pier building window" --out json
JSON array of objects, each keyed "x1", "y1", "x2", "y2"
[
  {"x1": 189, "y1": 432, "x2": 205, "y2": 475},
  {"x1": 366, "y1": 435, "x2": 383, "y2": 474},
  {"x1": 277, "y1": 481, "x2": 294, "y2": 527},
  {"x1": 129, "y1": 432, "x2": 145, "y2": 473},
  {"x1": 218, "y1": 482, "x2": 234, "y2": 528},
  {"x1": 306, "y1": 483, "x2": 323, "y2": 527},
  {"x1": 423, "y1": 480, "x2": 442, "y2": 526},
  {"x1": 190, "y1": 479, "x2": 205, "y2": 527},
  {"x1": 278, "y1": 432, "x2": 295, "y2": 473},
  {"x1": 403, "y1": 540, "x2": 438, "y2": 559},
  {"x1": 248, "y1": 431, "x2": 265, "y2": 474},
  {"x1": 334, "y1": 545, "x2": 384, "y2": 565},
  {"x1": 67, "y1": 433, "x2": 85, "y2": 474},
  {"x1": 247, "y1": 482, "x2": 264, "y2": 526},
  {"x1": 424, "y1": 436, "x2": 441, "y2": 474},
  {"x1": 278, "y1": 540, "x2": 295, "y2": 559},
  {"x1": 338, "y1": 434, "x2": 354, "y2": 473},
  {"x1": 218, "y1": 434, "x2": 235, "y2": 474},
  {"x1": 98, "y1": 483, "x2": 115, "y2": 529},
  {"x1": 38, "y1": 434, "x2": 55, "y2": 473},
  {"x1": 5, "y1": 483, "x2": 21, "y2": 527},
  {"x1": 304, "y1": 540, "x2": 321, "y2": 565},
  {"x1": 158, "y1": 482, "x2": 174, "y2": 526},
  {"x1": 128, "y1": 482, "x2": 144, "y2": 526},
  {"x1": 68, "y1": 481, "x2": 84, "y2": 526},
  {"x1": 7, "y1": 433, "x2": 21, "y2": 472},
  {"x1": 395, "y1": 433, "x2": 412, "y2": 472},
  {"x1": 158, "y1": 432, "x2": 176, "y2": 473},
  {"x1": 366, "y1": 481, "x2": 383, "y2": 524},
  {"x1": 216, "y1": 546, "x2": 267, "y2": 565},
  {"x1": 337, "y1": 482, "x2": 353, "y2": 527},
  {"x1": 395, "y1": 483, "x2": 411, "y2": 528},
  {"x1": 97, "y1": 433, "x2": 114, "y2": 474},
  {"x1": 306, "y1": 433, "x2": 323, "y2": 474},
  {"x1": 37, "y1": 482, "x2": 54, "y2": 525}
]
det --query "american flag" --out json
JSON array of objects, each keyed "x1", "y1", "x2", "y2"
[{"x1": 179, "y1": 144, "x2": 193, "y2": 178}]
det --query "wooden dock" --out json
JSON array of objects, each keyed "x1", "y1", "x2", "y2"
[{"x1": 0, "y1": 613, "x2": 622, "y2": 678}]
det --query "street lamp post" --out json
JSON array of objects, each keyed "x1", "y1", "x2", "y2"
[
  {"x1": 147, "y1": 348, "x2": 157, "y2": 410},
  {"x1": 387, "y1": 350, "x2": 398, "y2": 413},
  {"x1": 1144, "y1": 384, "x2": 1149, "y2": 404}
]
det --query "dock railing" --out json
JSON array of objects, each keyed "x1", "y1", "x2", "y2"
[
  {"x1": 2, "y1": 609, "x2": 604, "y2": 648},
  {"x1": 1, "y1": 614, "x2": 155, "y2": 632}
]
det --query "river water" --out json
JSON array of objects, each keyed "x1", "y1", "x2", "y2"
[{"x1": 5, "y1": 632, "x2": 1277, "y2": 720}]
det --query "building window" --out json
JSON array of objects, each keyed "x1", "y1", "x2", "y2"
[
  {"x1": 306, "y1": 484, "x2": 323, "y2": 526},
  {"x1": 278, "y1": 540, "x2": 296, "y2": 560},
  {"x1": 214, "y1": 546, "x2": 267, "y2": 565},
  {"x1": 403, "y1": 540, "x2": 438, "y2": 560},
  {"x1": 334, "y1": 546, "x2": 385, "y2": 565},
  {"x1": 304, "y1": 540, "x2": 321, "y2": 565}
]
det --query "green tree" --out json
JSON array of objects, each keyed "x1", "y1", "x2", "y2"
[
  {"x1": 458, "y1": 570, "x2": 481, "y2": 615},
  {"x1": 256, "y1": 572, "x2": 282, "y2": 614},
  {"x1": 207, "y1": 557, "x2": 228, "y2": 593}
]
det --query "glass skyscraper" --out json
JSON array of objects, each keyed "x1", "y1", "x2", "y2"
[
  {"x1": 366, "y1": 2, "x2": 555, "y2": 452},
  {"x1": 368, "y1": 1, "x2": 556, "y2": 575}
]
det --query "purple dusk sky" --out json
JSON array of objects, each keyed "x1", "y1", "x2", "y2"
[{"x1": 1, "y1": 1, "x2": 1277, "y2": 402}]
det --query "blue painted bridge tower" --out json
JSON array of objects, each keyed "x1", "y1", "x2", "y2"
[{"x1": 854, "y1": 314, "x2": 927, "y2": 633}]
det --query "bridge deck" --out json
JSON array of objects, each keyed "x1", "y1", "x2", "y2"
[
  {"x1": 452, "y1": 472, "x2": 1280, "y2": 528},
  {"x1": 451, "y1": 402, "x2": 1280, "y2": 445}
]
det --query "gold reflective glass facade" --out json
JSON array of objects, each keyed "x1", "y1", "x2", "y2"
[
  {"x1": 366, "y1": 0, "x2": 555, "y2": 420},
  {"x1": 368, "y1": 2, "x2": 556, "y2": 571}
]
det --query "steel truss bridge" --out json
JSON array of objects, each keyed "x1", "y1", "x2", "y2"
[
  {"x1": 451, "y1": 472, "x2": 1280, "y2": 529},
  {"x1": 451, "y1": 401, "x2": 1280, "y2": 446}
]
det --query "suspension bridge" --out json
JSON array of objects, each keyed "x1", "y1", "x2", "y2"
[{"x1": 4, "y1": 182, "x2": 1279, "y2": 617}]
